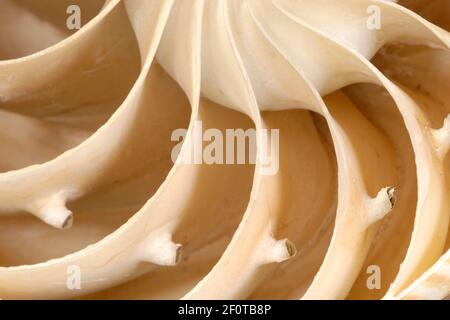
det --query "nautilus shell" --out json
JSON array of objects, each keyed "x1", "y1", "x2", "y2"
[{"x1": 0, "y1": 0, "x2": 449, "y2": 300}]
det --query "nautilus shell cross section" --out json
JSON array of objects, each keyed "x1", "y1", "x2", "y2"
[{"x1": 0, "y1": 0, "x2": 449, "y2": 300}]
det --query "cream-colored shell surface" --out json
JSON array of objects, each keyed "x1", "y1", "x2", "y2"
[{"x1": 0, "y1": 0, "x2": 449, "y2": 300}]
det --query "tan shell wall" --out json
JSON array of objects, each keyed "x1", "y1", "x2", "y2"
[{"x1": 0, "y1": 0, "x2": 448, "y2": 300}]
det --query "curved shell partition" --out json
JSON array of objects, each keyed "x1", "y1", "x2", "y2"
[{"x1": 0, "y1": 0, "x2": 449, "y2": 300}]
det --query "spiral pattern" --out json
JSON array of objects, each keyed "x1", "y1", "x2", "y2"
[{"x1": 0, "y1": 0, "x2": 449, "y2": 300}]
